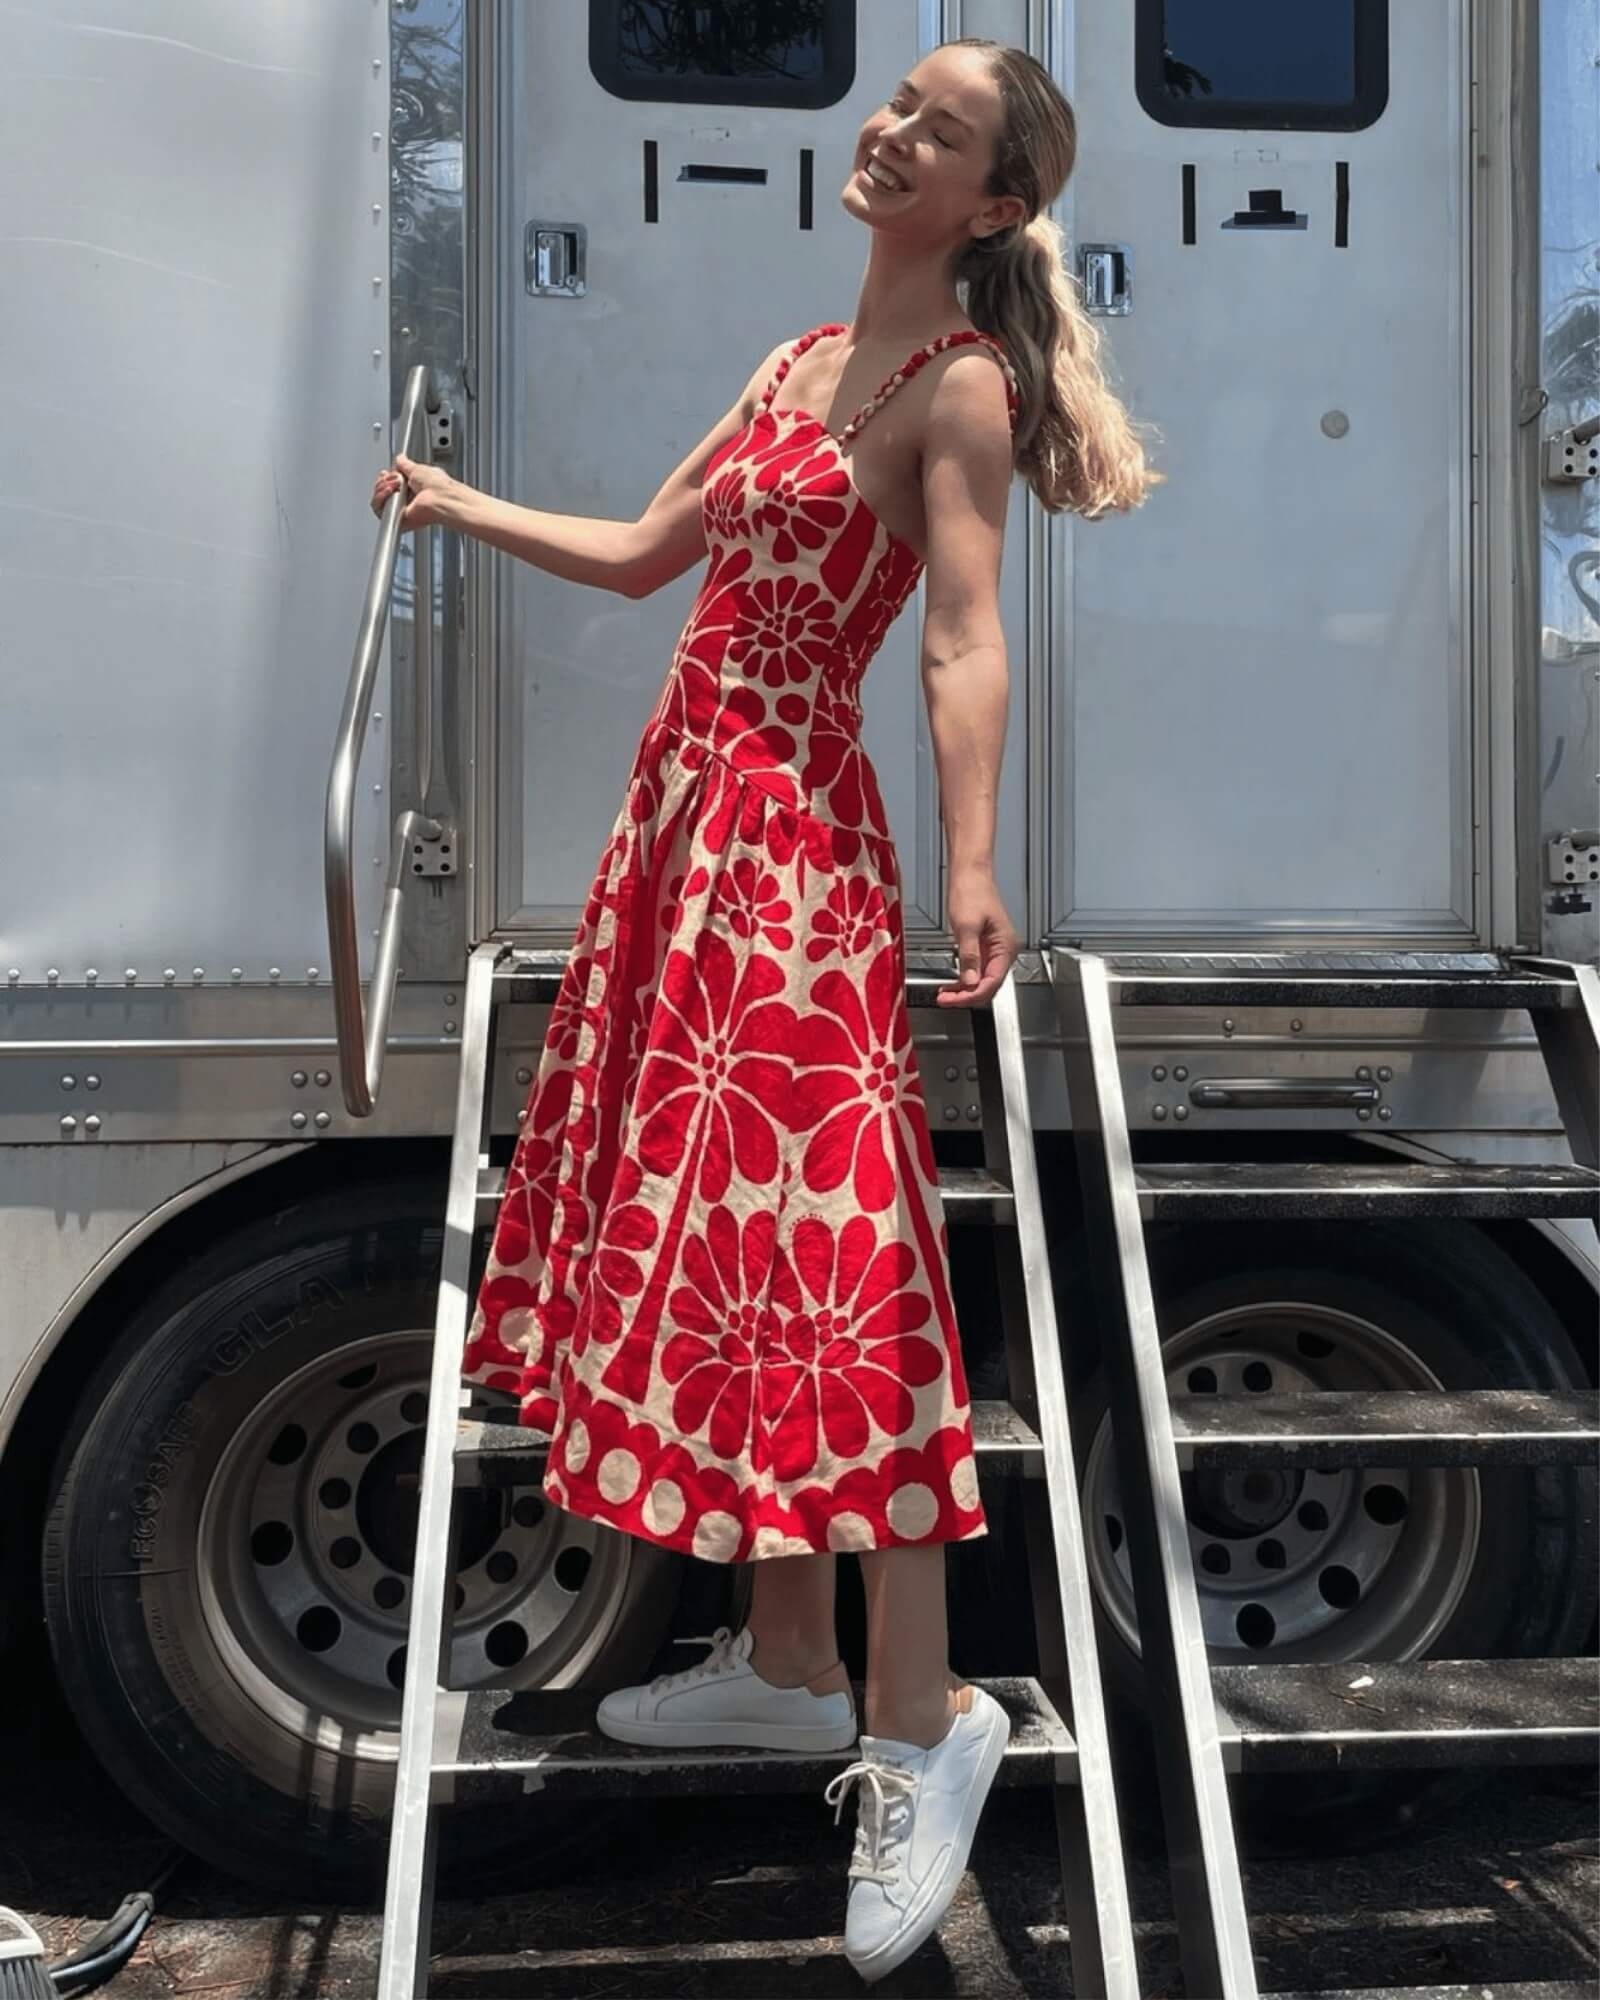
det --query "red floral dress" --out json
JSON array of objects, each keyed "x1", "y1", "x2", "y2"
[{"x1": 463, "y1": 323, "x2": 1022, "y2": 1563}]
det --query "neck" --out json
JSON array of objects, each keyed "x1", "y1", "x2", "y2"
[{"x1": 846, "y1": 229, "x2": 967, "y2": 347}]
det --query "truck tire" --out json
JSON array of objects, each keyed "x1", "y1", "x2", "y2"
[
  {"x1": 1066, "y1": 1217, "x2": 1598, "y2": 1854},
  {"x1": 40, "y1": 1175, "x2": 682, "y2": 1900}
]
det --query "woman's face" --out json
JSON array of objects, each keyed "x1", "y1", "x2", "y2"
[{"x1": 842, "y1": 46, "x2": 1025, "y2": 252}]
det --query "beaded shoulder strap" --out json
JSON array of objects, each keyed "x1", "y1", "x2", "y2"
[
  {"x1": 757, "y1": 324, "x2": 847, "y2": 411},
  {"x1": 839, "y1": 330, "x2": 1020, "y2": 443}
]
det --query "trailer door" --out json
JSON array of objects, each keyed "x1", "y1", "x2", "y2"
[
  {"x1": 487, "y1": 1, "x2": 1030, "y2": 946},
  {"x1": 1052, "y1": 0, "x2": 1474, "y2": 941}
]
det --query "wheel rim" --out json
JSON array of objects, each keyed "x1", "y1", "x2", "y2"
[
  {"x1": 196, "y1": 1332, "x2": 642, "y2": 1751},
  {"x1": 1082, "y1": 1301, "x2": 1481, "y2": 1661}
]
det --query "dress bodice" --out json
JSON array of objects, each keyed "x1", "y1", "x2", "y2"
[{"x1": 646, "y1": 323, "x2": 1019, "y2": 836}]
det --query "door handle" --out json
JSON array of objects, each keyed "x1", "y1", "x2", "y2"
[{"x1": 1077, "y1": 243, "x2": 1132, "y2": 315}]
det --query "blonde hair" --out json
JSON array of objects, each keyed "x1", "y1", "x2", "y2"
[{"x1": 950, "y1": 38, "x2": 1162, "y2": 518}]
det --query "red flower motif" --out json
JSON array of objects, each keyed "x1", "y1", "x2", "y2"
[
  {"x1": 727, "y1": 575, "x2": 839, "y2": 690},
  {"x1": 763, "y1": 1213, "x2": 941, "y2": 1479},
  {"x1": 711, "y1": 855, "x2": 795, "y2": 950},
  {"x1": 656, "y1": 543, "x2": 752, "y2": 739},
  {"x1": 660, "y1": 1204, "x2": 776, "y2": 1457},
  {"x1": 791, "y1": 943, "x2": 936, "y2": 1209},
  {"x1": 750, "y1": 445, "x2": 852, "y2": 565},
  {"x1": 702, "y1": 468, "x2": 750, "y2": 546},
  {"x1": 802, "y1": 684, "x2": 890, "y2": 835},
  {"x1": 634, "y1": 927, "x2": 800, "y2": 1201},
  {"x1": 807, "y1": 871, "x2": 891, "y2": 963},
  {"x1": 574, "y1": 1153, "x2": 659, "y2": 1357},
  {"x1": 708, "y1": 685, "x2": 802, "y2": 807}
]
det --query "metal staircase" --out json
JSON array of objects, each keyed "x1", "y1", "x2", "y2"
[
  {"x1": 375, "y1": 940, "x2": 1142, "y2": 1998},
  {"x1": 1047, "y1": 946, "x2": 1600, "y2": 2000}
]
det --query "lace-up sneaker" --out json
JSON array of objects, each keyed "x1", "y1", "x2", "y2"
[
  {"x1": 822, "y1": 1684, "x2": 1010, "y2": 1983},
  {"x1": 595, "y1": 1625, "x2": 858, "y2": 1751}
]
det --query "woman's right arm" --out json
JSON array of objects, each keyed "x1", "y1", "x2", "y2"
[{"x1": 377, "y1": 340, "x2": 787, "y2": 600}]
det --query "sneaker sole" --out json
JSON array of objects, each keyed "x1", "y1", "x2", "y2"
[
  {"x1": 595, "y1": 1711, "x2": 859, "y2": 1753},
  {"x1": 847, "y1": 1693, "x2": 1012, "y2": 1984}
]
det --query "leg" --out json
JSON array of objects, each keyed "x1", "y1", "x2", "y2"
[
  {"x1": 858, "y1": 1543, "x2": 974, "y2": 1746},
  {"x1": 747, "y1": 1551, "x2": 850, "y2": 1696}
]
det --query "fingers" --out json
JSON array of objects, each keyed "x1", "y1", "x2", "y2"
[{"x1": 935, "y1": 922, "x2": 1017, "y2": 1008}]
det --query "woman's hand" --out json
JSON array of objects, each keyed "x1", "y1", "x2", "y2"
[
  {"x1": 938, "y1": 863, "x2": 1020, "y2": 1007},
  {"x1": 370, "y1": 451, "x2": 460, "y2": 531}
]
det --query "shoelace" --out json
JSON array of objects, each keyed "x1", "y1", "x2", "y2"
[
  {"x1": 823, "y1": 1756, "x2": 917, "y2": 1885},
  {"x1": 645, "y1": 1625, "x2": 743, "y2": 1694}
]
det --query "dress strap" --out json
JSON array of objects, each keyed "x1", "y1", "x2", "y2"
[
  {"x1": 757, "y1": 324, "x2": 847, "y2": 411},
  {"x1": 838, "y1": 330, "x2": 1020, "y2": 443}
]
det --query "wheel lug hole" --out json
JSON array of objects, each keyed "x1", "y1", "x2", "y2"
[
  {"x1": 373, "y1": 1575, "x2": 405, "y2": 1611},
  {"x1": 400, "y1": 1391, "x2": 428, "y2": 1425},
  {"x1": 1199, "y1": 1543, "x2": 1231, "y2": 1575},
  {"x1": 512, "y1": 1495, "x2": 545, "y2": 1529},
  {"x1": 268, "y1": 1423, "x2": 308, "y2": 1466},
  {"x1": 1256, "y1": 1537, "x2": 1287, "y2": 1571},
  {"x1": 347, "y1": 1421, "x2": 380, "y2": 1455},
  {"x1": 1297, "y1": 1499, "x2": 1329, "y2": 1532},
  {"x1": 486, "y1": 1550, "x2": 518, "y2": 1585},
  {"x1": 1186, "y1": 1365, "x2": 1218, "y2": 1393},
  {"x1": 252, "y1": 1521, "x2": 293, "y2": 1566},
  {"x1": 1241, "y1": 1360, "x2": 1272, "y2": 1392},
  {"x1": 329, "y1": 1536, "x2": 363, "y2": 1570},
  {"x1": 1363, "y1": 1483, "x2": 1407, "y2": 1526},
  {"x1": 320, "y1": 1477, "x2": 352, "y2": 1510}
]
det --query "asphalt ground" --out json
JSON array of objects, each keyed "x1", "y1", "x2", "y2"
[{"x1": 2, "y1": 1645, "x2": 1595, "y2": 1999}]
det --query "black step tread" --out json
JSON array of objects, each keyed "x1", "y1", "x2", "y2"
[
  {"x1": 475, "y1": 1161, "x2": 1013, "y2": 1217},
  {"x1": 1170, "y1": 1387, "x2": 1600, "y2": 1468},
  {"x1": 455, "y1": 1396, "x2": 1043, "y2": 1486},
  {"x1": 434, "y1": 1675, "x2": 1074, "y2": 1797},
  {"x1": 1107, "y1": 969, "x2": 1576, "y2": 1011},
  {"x1": 1268, "y1": 1985, "x2": 1600, "y2": 1999},
  {"x1": 1135, "y1": 1159, "x2": 1600, "y2": 1221},
  {"x1": 1213, "y1": 1656, "x2": 1599, "y2": 1771}
]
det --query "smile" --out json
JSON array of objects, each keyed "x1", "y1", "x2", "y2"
[{"x1": 861, "y1": 156, "x2": 908, "y2": 194}]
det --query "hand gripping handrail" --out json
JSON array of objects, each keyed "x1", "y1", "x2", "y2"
[{"x1": 326, "y1": 363, "x2": 443, "y2": 1117}]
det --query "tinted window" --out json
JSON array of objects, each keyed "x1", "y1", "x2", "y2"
[
  {"x1": 590, "y1": 1, "x2": 856, "y2": 110},
  {"x1": 1136, "y1": 0, "x2": 1388, "y2": 131}
]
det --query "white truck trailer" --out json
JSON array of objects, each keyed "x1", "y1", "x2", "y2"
[{"x1": 3, "y1": 0, "x2": 1595, "y2": 1928}]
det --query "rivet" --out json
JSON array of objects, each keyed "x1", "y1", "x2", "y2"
[
  {"x1": 7, "y1": 970, "x2": 19, "y2": 984},
  {"x1": 1174, "y1": 1104, "x2": 1189, "y2": 1120},
  {"x1": 1151, "y1": 1064, "x2": 1167, "y2": 1081},
  {"x1": 46, "y1": 968, "x2": 60, "y2": 985},
  {"x1": 965, "y1": 1064, "x2": 978, "y2": 1082},
  {"x1": 373, "y1": 422, "x2": 383, "y2": 438},
  {"x1": 85, "y1": 1075, "x2": 100, "y2": 1091},
  {"x1": 1356, "y1": 1107, "x2": 1372, "y2": 1121},
  {"x1": 372, "y1": 349, "x2": 383, "y2": 364},
  {"x1": 84, "y1": 1115, "x2": 101, "y2": 1135},
  {"x1": 1152, "y1": 1103, "x2": 1168, "y2": 1120},
  {"x1": 60, "y1": 1116, "x2": 76, "y2": 1134},
  {"x1": 943, "y1": 1104, "x2": 959, "y2": 1121},
  {"x1": 1173, "y1": 1065, "x2": 1188, "y2": 1081},
  {"x1": 1377, "y1": 1065, "x2": 1393, "y2": 1082},
  {"x1": 443, "y1": 993, "x2": 457, "y2": 1007},
  {"x1": 60, "y1": 1075, "x2": 76, "y2": 1091},
  {"x1": 515, "y1": 1106, "x2": 528, "y2": 1124},
  {"x1": 444, "y1": 1021, "x2": 458, "y2": 1034},
  {"x1": 944, "y1": 1064, "x2": 960, "y2": 1081},
  {"x1": 270, "y1": 967, "x2": 283, "y2": 982},
  {"x1": 124, "y1": 969, "x2": 138, "y2": 985},
  {"x1": 374, "y1": 712, "x2": 384, "y2": 724},
  {"x1": 163, "y1": 969, "x2": 177, "y2": 984},
  {"x1": 965, "y1": 1103, "x2": 980, "y2": 1121},
  {"x1": 291, "y1": 1111, "x2": 309, "y2": 1130},
  {"x1": 231, "y1": 967, "x2": 244, "y2": 982},
  {"x1": 1377, "y1": 1106, "x2": 1393, "y2": 1121},
  {"x1": 1355, "y1": 1065, "x2": 1372, "y2": 1081},
  {"x1": 515, "y1": 1067, "x2": 532, "y2": 1085},
  {"x1": 85, "y1": 968, "x2": 99, "y2": 985},
  {"x1": 314, "y1": 1110, "x2": 332, "y2": 1130},
  {"x1": 373, "y1": 782, "x2": 383, "y2": 793},
  {"x1": 193, "y1": 968, "x2": 205, "y2": 983},
  {"x1": 315, "y1": 1069, "x2": 332, "y2": 1087},
  {"x1": 1222, "y1": 1017, "x2": 1235, "y2": 1033},
  {"x1": 307, "y1": 967, "x2": 321, "y2": 982},
  {"x1": 292, "y1": 1071, "x2": 309, "y2": 1087}
]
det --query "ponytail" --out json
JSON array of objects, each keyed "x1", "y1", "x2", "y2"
[{"x1": 950, "y1": 41, "x2": 1164, "y2": 518}]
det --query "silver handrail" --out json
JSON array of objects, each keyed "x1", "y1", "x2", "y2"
[{"x1": 326, "y1": 363, "x2": 443, "y2": 1117}]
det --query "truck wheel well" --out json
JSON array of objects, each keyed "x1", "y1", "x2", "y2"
[{"x1": 0, "y1": 1139, "x2": 450, "y2": 1650}]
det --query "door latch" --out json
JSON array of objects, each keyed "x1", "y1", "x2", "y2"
[
  {"x1": 525, "y1": 221, "x2": 587, "y2": 297},
  {"x1": 1077, "y1": 243, "x2": 1132, "y2": 315}
]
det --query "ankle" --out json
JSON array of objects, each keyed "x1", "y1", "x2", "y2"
[
  {"x1": 747, "y1": 1632, "x2": 848, "y2": 1695},
  {"x1": 865, "y1": 1681, "x2": 971, "y2": 1748}
]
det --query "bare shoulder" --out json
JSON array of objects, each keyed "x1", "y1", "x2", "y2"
[{"x1": 920, "y1": 344, "x2": 1015, "y2": 475}]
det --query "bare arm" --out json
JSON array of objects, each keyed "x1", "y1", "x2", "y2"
[
  {"x1": 918, "y1": 350, "x2": 1020, "y2": 1006},
  {"x1": 435, "y1": 341, "x2": 788, "y2": 599}
]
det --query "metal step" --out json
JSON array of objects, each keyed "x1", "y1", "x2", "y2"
[
  {"x1": 431, "y1": 1674, "x2": 1075, "y2": 1802},
  {"x1": 1169, "y1": 1387, "x2": 1600, "y2": 1469},
  {"x1": 1134, "y1": 1159, "x2": 1600, "y2": 1222},
  {"x1": 1213, "y1": 1656, "x2": 1600, "y2": 1773},
  {"x1": 1104, "y1": 952, "x2": 1576, "y2": 1016},
  {"x1": 1269, "y1": 1985, "x2": 1600, "y2": 2000},
  {"x1": 474, "y1": 1160, "x2": 1016, "y2": 1223},
  {"x1": 454, "y1": 1395, "x2": 1045, "y2": 1487}
]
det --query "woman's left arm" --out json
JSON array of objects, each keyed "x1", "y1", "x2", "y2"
[{"x1": 918, "y1": 353, "x2": 1021, "y2": 1008}]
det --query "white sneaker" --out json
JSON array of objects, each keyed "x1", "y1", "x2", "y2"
[
  {"x1": 595, "y1": 1625, "x2": 858, "y2": 1752},
  {"x1": 823, "y1": 1684, "x2": 1011, "y2": 1984}
]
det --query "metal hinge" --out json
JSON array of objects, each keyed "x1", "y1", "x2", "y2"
[
  {"x1": 1543, "y1": 414, "x2": 1599, "y2": 484},
  {"x1": 408, "y1": 821, "x2": 460, "y2": 880},
  {"x1": 1546, "y1": 832, "x2": 1600, "y2": 888}
]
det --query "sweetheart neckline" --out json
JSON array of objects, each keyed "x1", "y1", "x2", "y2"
[{"x1": 723, "y1": 405, "x2": 924, "y2": 565}]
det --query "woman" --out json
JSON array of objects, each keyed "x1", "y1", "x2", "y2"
[{"x1": 374, "y1": 36, "x2": 1155, "y2": 1983}]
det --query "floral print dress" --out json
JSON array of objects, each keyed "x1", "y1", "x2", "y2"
[{"x1": 462, "y1": 323, "x2": 1022, "y2": 1563}]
